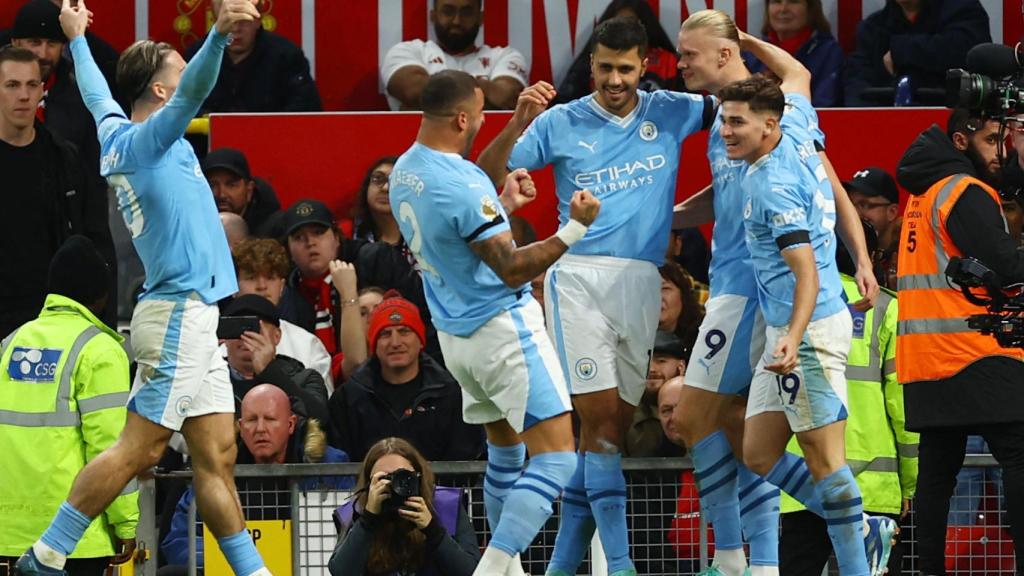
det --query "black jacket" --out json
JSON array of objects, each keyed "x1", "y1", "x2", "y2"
[
  {"x1": 246, "y1": 176, "x2": 282, "y2": 236},
  {"x1": 844, "y1": 0, "x2": 990, "y2": 106},
  {"x1": 183, "y1": 29, "x2": 322, "y2": 113},
  {"x1": 896, "y1": 125, "x2": 1024, "y2": 429},
  {"x1": 0, "y1": 122, "x2": 115, "y2": 336},
  {"x1": 231, "y1": 354, "x2": 330, "y2": 426},
  {"x1": 327, "y1": 355, "x2": 484, "y2": 462}
]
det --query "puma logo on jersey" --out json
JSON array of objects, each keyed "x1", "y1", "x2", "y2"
[{"x1": 577, "y1": 140, "x2": 598, "y2": 153}]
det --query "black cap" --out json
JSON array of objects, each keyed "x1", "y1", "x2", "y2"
[
  {"x1": 843, "y1": 167, "x2": 899, "y2": 204},
  {"x1": 12, "y1": 0, "x2": 67, "y2": 43},
  {"x1": 652, "y1": 331, "x2": 685, "y2": 359},
  {"x1": 223, "y1": 294, "x2": 280, "y2": 326},
  {"x1": 202, "y1": 147, "x2": 252, "y2": 181},
  {"x1": 283, "y1": 199, "x2": 334, "y2": 237},
  {"x1": 48, "y1": 235, "x2": 109, "y2": 306}
]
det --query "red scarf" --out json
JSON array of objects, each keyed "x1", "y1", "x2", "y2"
[
  {"x1": 768, "y1": 27, "x2": 814, "y2": 56},
  {"x1": 35, "y1": 74, "x2": 57, "y2": 123},
  {"x1": 298, "y1": 274, "x2": 337, "y2": 355}
]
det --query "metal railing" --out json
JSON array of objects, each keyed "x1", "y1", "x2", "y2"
[{"x1": 127, "y1": 456, "x2": 1015, "y2": 576}]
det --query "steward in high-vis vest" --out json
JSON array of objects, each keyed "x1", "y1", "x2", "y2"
[
  {"x1": 895, "y1": 110, "x2": 1024, "y2": 576},
  {"x1": 779, "y1": 218, "x2": 919, "y2": 576},
  {"x1": 0, "y1": 236, "x2": 136, "y2": 576}
]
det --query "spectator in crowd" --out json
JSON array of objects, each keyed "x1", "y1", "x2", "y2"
[
  {"x1": 232, "y1": 238, "x2": 334, "y2": 392},
  {"x1": 282, "y1": 198, "x2": 441, "y2": 366},
  {"x1": 666, "y1": 225, "x2": 711, "y2": 287},
  {"x1": 658, "y1": 261, "x2": 704, "y2": 359},
  {"x1": 746, "y1": 0, "x2": 844, "y2": 107},
  {"x1": 381, "y1": 0, "x2": 528, "y2": 110},
  {"x1": 844, "y1": 0, "x2": 990, "y2": 106},
  {"x1": 0, "y1": 46, "x2": 114, "y2": 337},
  {"x1": 778, "y1": 220, "x2": 918, "y2": 576},
  {"x1": 844, "y1": 167, "x2": 901, "y2": 289},
  {"x1": 353, "y1": 156, "x2": 400, "y2": 243},
  {"x1": 279, "y1": 199, "x2": 369, "y2": 381},
  {"x1": 554, "y1": 0, "x2": 683, "y2": 105},
  {"x1": 222, "y1": 294, "x2": 330, "y2": 426},
  {"x1": 162, "y1": 384, "x2": 350, "y2": 570},
  {"x1": 358, "y1": 286, "x2": 384, "y2": 332},
  {"x1": 1002, "y1": 117, "x2": 1024, "y2": 245},
  {"x1": 220, "y1": 212, "x2": 249, "y2": 248},
  {"x1": 895, "y1": 108, "x2": 1024, "y2": 575},
  {"x1": 0, "y1": 236, "x2": 136, "y2": 576},
  {"x1": 183, "y1": 1, "x2": 321, "y2": 113},
  {"x1": 203, "y1": 147, "x2": 281, "y2": 236},
  {"x1": 327, "y1": 293, "x2": 484, "y2": 462},
  {"x1": 626, "y1": 331, "x2": 688, "y2": 458},
  {"x1": 329, "y1": 437, "x2": 480, "y2": 576}
]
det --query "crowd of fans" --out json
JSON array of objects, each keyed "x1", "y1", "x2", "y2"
[{"x1": 0, "y1": 0, "x2": 1020, "y2": 574}]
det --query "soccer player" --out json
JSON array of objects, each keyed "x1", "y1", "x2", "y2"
[
  {"x1": 389, "y1": 69, "x2": 600, "y2": 576},
  {"x1": 671, "y1": 11, "x2": 880, "y2": 576},
  {"x1": 14, "y1": 1, "x2": 272, "y2": 576},
  {"x1": 477, "y1": 17, "x2": 715, "y2": 576},
  {"x1": 719, "y1": 74, "x2": 896, "y2": 576}
]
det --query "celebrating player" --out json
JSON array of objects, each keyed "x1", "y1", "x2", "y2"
[
  {"x1": 389, "y1": 69, "x2": 600, "y2": 576},
  {"x1": 477, "y1": 16, "x2": 716, "y2": 576},
  {"x1": 15, "y1": 1, "x2": 272, "y2": 575}
]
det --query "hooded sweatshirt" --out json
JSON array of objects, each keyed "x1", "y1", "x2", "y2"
[{"x1": 895, "y1": 125, "x2": 1024, "y2": 429}]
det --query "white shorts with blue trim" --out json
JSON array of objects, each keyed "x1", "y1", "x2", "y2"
[
  {"x1": 127, "y1": 296, "x2": 235, "y2": 431},
  {"x1": 684, "y1": 294, "x2": 766, "y2": 396},
  {"x1": 745, "y1": 309, "x2": 852, "y2": 433},
  {"x1": 544, "y1": 254, "x2": 661, "y2": 407},
  {"x1": 438, "y1": 298, "x2": 571, "y2": 433}
]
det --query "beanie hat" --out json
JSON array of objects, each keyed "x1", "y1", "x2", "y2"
[
  {"x1": 367, "y1": 290, "x2": 426, "y2": 350},
  {"x1": 48, "y1": 235, "x2": 109, "y2": 306},
  {"x1": 13, "y1": 0, "x2": 68, "y2": 43}
]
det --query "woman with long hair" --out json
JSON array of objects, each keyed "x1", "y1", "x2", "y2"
[
  {"x1": 554, "y1": 0, "x2": 683, "y2": 104},
  {"x1": 353, "y1": 156, "x2": 401, "y2": 244},
  {"x1": 658, "y1": 261, "x2": 705, "y2": 359},
  {"x1": 747, "y1": 0, "x2": 845, "y2": 106},
  {"x1": 329, "y1": 437, "x2": 479, "y2": 576}
]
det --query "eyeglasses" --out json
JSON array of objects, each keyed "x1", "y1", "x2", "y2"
[{"x1": 369, "y1": 173, "x2": 390, "y2": 186}]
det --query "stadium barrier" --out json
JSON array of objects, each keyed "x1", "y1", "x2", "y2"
[{"x1": 125, "y1": 455, "x2": 1014, "y2": 576}]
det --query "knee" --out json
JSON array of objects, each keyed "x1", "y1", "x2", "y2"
[{"x1": 743, "y1": 452, "x2": 775, "y2": 477}]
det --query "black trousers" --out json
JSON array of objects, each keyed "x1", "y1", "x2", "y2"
[
  {"x1": 916, "y1": 423, "x2": 1024, "y2": 575},
  {"x1": 0, "y1": 556, "x2": 109, "y2": 576},
  {"x1": 780, "y1": 510, "x2": 905, "y2": 575}
]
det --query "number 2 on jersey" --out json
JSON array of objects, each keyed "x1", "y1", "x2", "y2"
[{"x1": 398, "y1": 201, "x2": 439, "y2": 277}]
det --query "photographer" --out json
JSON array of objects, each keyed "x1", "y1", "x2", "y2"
[
  {"x1": 328, "y1": 437, "x2": 479, "y2": 576},
  {"x1": 895, "y1": 107, "x2": 1024, "y2": 574}
]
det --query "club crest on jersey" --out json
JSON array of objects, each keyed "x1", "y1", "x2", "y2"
[
  {"x1": 743, "y1": 199, "x2": 752, "y2": 219},
  {"x1": 639, "y1": 121, "x2": 658, "y2": 141},
  {"x1": 575, "y1": 358, "x2": 597, "y2": 381},
  {"x1": 480, "y1": 196, "x2": 499, "y2": 220}
]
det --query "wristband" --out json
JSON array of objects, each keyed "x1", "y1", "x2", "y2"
[{"x1": 554, "y1": 219, "x2": 588, "y2": 247}]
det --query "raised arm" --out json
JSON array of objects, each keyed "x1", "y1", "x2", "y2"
[
  {"x1": 477, "y1": 81, "x2": 555, "y2": 188},
  {"x1": 739, "y1": 31, "x2": 812, "y2": 100},
  {"x1": 471, "y1": 190, "x2": 599, "y2": 288},
  {"x1": 61, "y1": 0, "x2": 124, "y2": 126},
  {"x1": 821, "y1": 151, "x2": 879, "y2": 309}
]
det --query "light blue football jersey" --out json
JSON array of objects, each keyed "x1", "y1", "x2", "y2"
[
  {"x1": 390, "y1": 142, "x2": 527, "y2": 337},
  {"x1": 708, "y1": 93, "x2": 826, "y2": 301},
  {"x1": 70, "y1": 33, "x2": 236, "y2": 304},
  {"x1": 740, "y1": 94, "x2": 843, "y2": 327},
  {"x1": 508, "y1": 90, "x2": 714, "y2": 264}
]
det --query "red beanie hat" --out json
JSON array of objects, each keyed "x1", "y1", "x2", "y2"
[{"x1": 367, "y1": 290, "x2": 426, "y2": 350}]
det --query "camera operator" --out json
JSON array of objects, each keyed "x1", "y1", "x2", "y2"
[
  {"x1": 895, "y1": 107, "x2": 1024, "y2": 575},
  {"x1": 328, "y1": 437, "x2": 480, "y2": 576}
]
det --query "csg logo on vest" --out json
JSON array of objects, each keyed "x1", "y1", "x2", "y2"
[{"x1": 8, "y1": 347, "x2": 62, "y2": 382}]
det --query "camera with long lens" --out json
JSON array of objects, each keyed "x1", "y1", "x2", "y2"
[
  {"x1": 945, "y1": 257, "x2": 1024, "y2": 348},
  {"x1": 946, "y1": 43, "x2": 1024, "y2": 118},
  {"x1": 382, "y1": 468, "x2": 420, "y2": 512}
]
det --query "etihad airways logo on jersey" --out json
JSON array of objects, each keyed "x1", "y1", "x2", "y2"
[
  {"x1": 573, "y1": 155, "x2": 667, "y2": 193},
  {"x1": 101, "y1": 149, "x2": 121, "y2": 172},
  {"x1": 711, "y1": 156, "x2": 745, "y2": 186}
]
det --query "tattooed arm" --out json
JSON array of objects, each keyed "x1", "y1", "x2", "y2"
[{"x1": 471, "y1": 190, "x2": 600, "y2": 288}]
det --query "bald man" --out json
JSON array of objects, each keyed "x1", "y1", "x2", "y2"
[
  {"x1": 220, "y1": 212, "x2": 250, "y2": 249},
  {"x1": 239, "y1": 384, "x2": 296, "y2": 464}
]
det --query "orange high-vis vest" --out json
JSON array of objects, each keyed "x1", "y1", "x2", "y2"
[{"x1": 895, "y1": 174, "x2": 1024, "y2": 384}]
